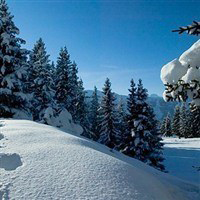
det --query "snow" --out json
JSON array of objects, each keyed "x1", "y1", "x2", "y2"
[
  {"x1": 163, "y1": 137, "x2": 200, "y2": 185},
  {"x1": 161, "y1": 40, "x2": 200, "y2": 85},
  {"x1": 161, "y1": 40, "x2": 200, "y2": 103},
  {"x1": 0, "y1": 120, "x2": 199, "y2": 200},
  {"x1": 161, "y1": 59, "x2": 187, "y2": 84},
  {"x1": 179, "y1": 39, "x2": 200, "y2": 68}
]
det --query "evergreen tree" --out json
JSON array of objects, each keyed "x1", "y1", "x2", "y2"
[
  {"x1": 163, "y1": 113, "x2": 172, "y2": 137},
  {"x1": 121, "y1": 79, "x2": 137, "y2": 154},
  {"x1": 189, "y1": 105, "x2": 200, "y2": 138},
  {"x1": 28, "y1": 38, "x2": 54, "y2": 121},
  {"x1": 172, "y1": 105, "x2": 181, "y2": 137},
  {"x1": 76, "y1": 79, "x2": 91, "y2": 138},
  {"x1": 0, "y1": 0, "x2": 30, "y2": 118},
  {"x1": 98, "y1": 78, "x2": 120, "y2": 148},
  {"x1": 116, "y1": 97, "x2": 127, "y2": 139},
  {"x1": 180, "y1": 103, "x2": 189, "y2": 138},
  {"x1": 146, "y1": 106, "x2": 165, "y2": 171},
  {"x1": 68, "y1": 61, "x2": 79, "y2": 119},
  {"x1": 131, "y1": 79, "x2": 153, "y2": 162},
  {"x1": 55, "y1": 47, "x2": 72, "y2": 110},
  {"x1": 160, "y1": 117, "x2": 166, "y2": 136},
  {"x1": 88, "y1": 86, "x2": 100, "y2": 141}
]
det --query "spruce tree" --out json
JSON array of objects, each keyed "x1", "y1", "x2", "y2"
[
  {"x1": 121, "y1": 79, "x2": 137, "y2": 154},
  {"x1": 163, "y1": 113, "x2": 172, "y2": 137},
  {"x1": 68, "y1": 61, "x2": 79, "y2": 119},
  {"x1": 88, "y1": 86, "x2": 100, "y2": 141},
  {"x1": 98, "y1": 78, "x2": 120, "y2": 148},
  {"x1": 28, "y1": 38, "x2": 54, "y2": 121},
  {"x1": 0, "y1": 0, "x2": 30, "y2": 118},
  {"x1": 180, "y1": 103, "x2": 189, "y2": 138},
  {"x1": 131, "y1": 79, "x2": 153, "y2": 162},
  {"x1": 116, "y1": 97, "x2": 127, "y2": 140},
  {"x1": 189, "y1": 105, "x2": 200, "y2": 138},
  {"x1": 76, "y1": 79, "x2": 91, "y2": 138},
  {"x1": 55, "y1": 47, "x2": 72, "y2": 110},
  {"x1": 160, "y1": 117, "x2": 166, "y2": 136},
  {"x1": 146, "y1": 106, "x2": 165, "y2": 171},
  {"x1": 172, "y1": 105, "x2": 181, "y2": 137}
]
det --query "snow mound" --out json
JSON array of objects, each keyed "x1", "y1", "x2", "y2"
[
  {"x1": 161, "y1": 40, "x2": 200, "y2": 85},
  {"x1": 161, "y1": 59, "x2": 187, "y2": 84},
  {"x1": 179, "y1": 39, "x2": 200, "y2": 68},
  {"x1": 0, "y1": 120, "x2": 199, "y2": 200}
]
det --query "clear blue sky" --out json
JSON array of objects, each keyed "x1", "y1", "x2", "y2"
[{"x1": 7, "y1": 0, "x2": 200, "y2": 96}]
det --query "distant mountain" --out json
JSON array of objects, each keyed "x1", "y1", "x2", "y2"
[{"x1": 86, "y1": 90, "x2": 177, "y2": 121}]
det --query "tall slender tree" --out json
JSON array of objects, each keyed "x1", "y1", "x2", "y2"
[
  {"x1": 172, "y1": 105, "x2": 181, "y2": 137},
  {"x1": 180, "y1": 103, "x2": 189, "y2": 138},
  {"x1": 98, "y1": 78, "x2": 120, "y2": 148},
  {"x1": 121, "y1": 79, "x2": 137, "y2": 153},
  {"x1": 28, "y1": 38, "x2": 54, "y2": 121},
  {"x1": 163, "y1": 113, "x2": 172, "y2": 137},
  {"x1": 88, "y1": 86, "x2": 100, "y2": 140},
  {"x1": 0, "y1": 0, "x2": 30, "y2": 119},
  {"x1": 189, "y1": 105, "x2": 200, "y2": 138},
  {"x1": 146, "y1": 106, "x2": 165, "y2": 171},
  {"x1": 68, "y1": 61, "x2": 79, "y2": 119},
  {"x1": 55, "y1": 47, "x2": 72, "y2": 110}
]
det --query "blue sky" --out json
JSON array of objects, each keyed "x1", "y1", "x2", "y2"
[{"x1": 7, "y1": 0, "x2": 200, "y2": 96}]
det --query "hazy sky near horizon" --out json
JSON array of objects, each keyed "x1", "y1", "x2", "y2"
[{"x1": 7, "y1": 0, "x2": 200, "y2": 96}]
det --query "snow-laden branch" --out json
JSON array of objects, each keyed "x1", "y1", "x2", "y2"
[{"x1": 173, "y1": 21, "x2": 200, "y2": 36}]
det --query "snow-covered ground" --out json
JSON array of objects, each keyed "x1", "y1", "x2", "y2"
[
  {"x1": 0, "y1": 120, "x2": 199, "y2": 200},
  {"x1": 163, "y1": 137, "x2": 200, "y2": 184}
]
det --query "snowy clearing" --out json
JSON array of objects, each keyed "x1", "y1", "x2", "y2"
[
  {"x1": 163, "y1": 137, "x2": 200, "y2": 184},
  {"x1": 0, "y1": 120, "x2": 199, "y2": 200}
]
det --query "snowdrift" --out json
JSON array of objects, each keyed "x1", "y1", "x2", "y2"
[{"x1": 0, "y1": 120, "x2": 199, "y2": 200}]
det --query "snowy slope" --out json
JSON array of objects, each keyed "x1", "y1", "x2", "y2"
[
  {"x1": 163, "y1": 137, "x2": 200, "y2": 184},
  {"x1": 0, "y1": 120, "x2": 199, "y2": 200}
]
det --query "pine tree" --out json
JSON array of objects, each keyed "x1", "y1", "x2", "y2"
[
  {"x1": 160, "y1": 117, "x2": 166, "y2": 136},
  {"x1": 121, "y1": 79, "x2": 137, "y2": 154},
  {"x1": 163, "y1": 113, "x2": 172, "y2": 137},
  {"x1": 116, "y1": 97, "x2": 127, "y2": 140},
  {"x1": 180, "y1": 103, "x2": 189, "y2": 138},
  {"x1": 88, "y1": 86, "x2": 100, "y2": 140},
  {"x1": 28, "y1": 38, "x2": 54, "y2": 121},
  {"x1": 146, "y1": 106, "x2": 165, "y2": 171},
  {"x1": 76, "y1": 79, "x2": 91, "y2": 138},
  {"x1": 172, "y1": 105, "x2": 181, "y2": 137},
  {"x1": 189, "y1": 105, "x2": 200, "y2": 138},
  {"x1": 0, "y1": 0, "x2": 30, "y2": 119},
  {"x1": 68, "y1": 61, "x2": 79, "y2": 119},
  {"x1": 131, "y1": 79, "x2": 153, "y2": 162},
  {"x1": 55, "y1": 47, "x2": 72, "y2": 110},
  {"x1": 98, "y1": 78, "x2": 120, "y2": 148}
]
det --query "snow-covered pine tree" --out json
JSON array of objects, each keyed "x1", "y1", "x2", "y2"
[
  {"x1": 98, "y1": 78, "x2": 120, "y2": 148},
  {"x1": 55, "y1": 47, "x2": 72, "y2": 111},
  {"x1": 163, "y1": 113, "x2": 172, "y2": 137},
  {"x1": 121, "y1": 79, "x2": 137, "y2": 154},
  {"x1": 76, "y1": 79, "x2": 91, "y2": 138},
  {"x1": 146, "y1": 106, "x2": 165, "y2": 171},
  {"x1": 188, "y1": 104, "x2": 200, "y2": 138},
  {"x1": 131, "y1": 79, "x2": 155, "y2": 162},
  {"x1": 160, "y1": 117, "x2": 166, "y2": 136},
  {"x1": 172, "y1": 105, "x2": 181, "y2": 137},
  {"x1": 116, "y1": 97, "x2": 127, "y2": 140},
  {"x1": 68, "y1": 61, "x2": 79, "y2": 119},
  {"x1": 88, "y1": 86, "x2": 100, "y2": 141},
  {"x1": 28, "y1": 38, "x2": 54, "y2": 121},
  {"x1": 0, "y1": 0, "x2": 30, "y2": 119},
  {"x1": 179, "y1": 103, "x2": 189, "y2": 138}
]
